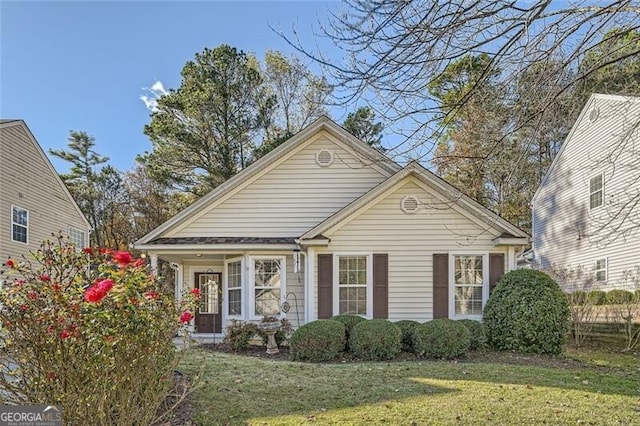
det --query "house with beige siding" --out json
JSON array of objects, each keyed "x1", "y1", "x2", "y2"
[
  {"x1": 135, "y1": 117, "x2": 528, "y2": 334},
  {"x1": 532, "y1": 94, "x2": 640, "y2": 291},
  {"x1": 0, "y1": 120, "x2": 90, "y2": 276}
]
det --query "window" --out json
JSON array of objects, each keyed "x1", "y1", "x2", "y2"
[
  {"x1": 226, "y1": 260, "x2": 242, "y2": 316},
  {"x1": 335, "y1": 255, "x2": 372, "y2": 316},
  {"x1": 11, "y1": 206, "x2": 28, "y2": 243},
  {"x1": 452, "y1": 254, "x2": 487, "y2": 319},
  {"x1": 595, "y1": 258, "x2": 607, "y2": 282},
  {"x1": 590, "y1": 174, "x2": 603, "y2": 209},
  {"x1": 68, "y1": 227, "x2": 86, "y2": 248},
  {"x1": 252, "y1": 257, "x2": 284, "y2": 317}
]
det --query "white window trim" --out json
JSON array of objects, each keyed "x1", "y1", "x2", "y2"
[
  {"x1": 333, "y1": 253, "x2": 373, "y2": 319},
  {"x1": 224, "y1": 257, "x2": 245, "y2": 320},
  {"x1": 589, "y1": 172, "x2": 604, "y2": 210},
  {"x1": 11, "y1": 205, "x2": 28, "y2": 244},
  {"x1": 249, "y1": 255, "x2": 286, "y2": 320},
  {"x1": 68, "y1": 227, "x2": 87, "y2": 248},
  {"x1": 448, "y1": 252, "x2": 489, "y2": 321},
  {"x1": 595, "y1": 258, "x2": 608, "y2": 282}
]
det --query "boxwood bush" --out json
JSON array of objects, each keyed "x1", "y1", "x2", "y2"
[
  {"x1": 331, "y1": 314, "x2": 366, "y2": 349},
  {"x1": 349, "y1": 319, "x2": 402, "y2": 361},
  {"x1": 223, "y1": 320, "x2": 259, "y2": 352},
  {"x1": 290, "y1": 320, "x2": 345, "y2": 362},
  {"x1": 395, "y1": 320, "x2": 420, "y2": 352},
  {"x1": 606, "y1": 289, "x2": 635, "y2": 305},
  {"x1": 458, "y1": 319, "x2": 487, "y2": 350},
  {"x1": 483, "y1": 269, "x2": 569, "y2": 355},
  {"x1": 413, "y1": 319, "x2": 470, "y2": 359},
  {"x1": 587, "y1": 290, "x2": 607, "y2": 305}
]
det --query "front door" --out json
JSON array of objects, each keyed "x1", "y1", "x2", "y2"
[{"x1": 195, "y1": 272, "x2": 222, "y2": 333}]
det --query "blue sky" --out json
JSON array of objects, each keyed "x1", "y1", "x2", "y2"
[{"x1": 1, "y1": 0, "x2": 340, "y2": 173}]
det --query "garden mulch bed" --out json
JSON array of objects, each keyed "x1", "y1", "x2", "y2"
[{"x1": 154, "y1": 372, "x2": 194, "y2": 426}]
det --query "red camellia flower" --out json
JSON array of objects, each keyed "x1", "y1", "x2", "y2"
[
  {"x1": 112, "y1": 251, "x2": 133, "y2": 266},
  {"x1": 134, "y1": 258, "x2": 146, "y2": 268},
  {"x1": 52, "y1": 283, "x2": 61, "y2": 292},
  {"x1": 28, "y1": 292, "x2": 37, "y2": 300},
  {"x1": 179, "y1": 311, "x2": 194, "y2": 324},
  {"x1": 19, "y1": 304, "x2": 29, "y2": 312},
  {"x1": 39, "y1": 274, "x2": 50, "y2": 282},
  {"x1": 96, "y1": 279, "x2": 114, "y2": 292},
  {"x1": 82, "y1": 247, "x2": 93, "y2": 255},
  {"x1": 60, "y1": 330, "x2": 71, "y2": 339},
  {"x1": 84, "y1": 286, "x2": 107, "y2": 303},
  {"x1": 144, "y1": 290, "x2": 159, "y2": 300},
  {"x1": 14, "y1": 279, "x2": 25, "y2": 288},
  {"x1": 5, "y1": 258, "x2": 15, "y2": 268},
  {"x1": 190, "y1": 288, "x2": 201, "y2": 297}
]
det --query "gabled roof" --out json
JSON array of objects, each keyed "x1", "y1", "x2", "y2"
[
  {"x1": 532, "y1": 93, "x2": 640, "y2": 202},
  {"x1": 135, "y1": 116, "x2": 401, "y2": 246},
  {"x1": 300, "y1": 161, "x2": 529, "y2": 241},
  {"x1": 0, "y1": 119, "x2": 91, "y2": 230}
]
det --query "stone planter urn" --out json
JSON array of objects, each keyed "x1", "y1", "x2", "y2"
[{"x1": 258, "y1": 321, "x2": 281, "y2": 355}]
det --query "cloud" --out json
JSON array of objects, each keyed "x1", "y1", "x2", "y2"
[{"x1": 140, "y1": 80, "x2": 168, "y2": 112}]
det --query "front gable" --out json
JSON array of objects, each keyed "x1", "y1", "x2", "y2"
[{"x1": 137, "y1": 117, "x2": 399, "y2": 244}]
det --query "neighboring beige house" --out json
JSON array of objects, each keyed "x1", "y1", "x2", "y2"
[
  {"x1": 0, "y1": 119, "x2": 90, "y2": 274},
  {"x1": 135, "y1": 117, "x2": 528, "y2": 335},
  {"x1": 532, "y1": 94, "x2": 640, "y2": 291}
]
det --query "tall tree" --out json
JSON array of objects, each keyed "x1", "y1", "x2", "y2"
[
  {"x1": 342, "y1": 106, "x2": 384, "y2": 148},
  {"x1": 49, "y1": 131, "x2": 109, "y2": 247},
  {"x1": 140, "y1": 44, "x2": 269, "y2": 196}
]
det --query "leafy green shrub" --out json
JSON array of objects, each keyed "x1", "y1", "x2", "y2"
[
  {"x1": 458, "y1": 319, "x2": 487, "y2": 350},
  {"x1": 224, "y1": 320, "x2": 259, "y2": 351},
  {"x1": 588, "y1": 290, "x2": 607, "y2": 305},
  {"x1": 567, "y1": 291, "x2": 589, "y2": 305},
  {"x1": 256, "y1": 316, "x2": 293, "y2": 347},
  {"x1": 395, "y1": 320, "x2": 420, "y2": 352},
  {"x1": 606, "y1": 289, "x2": 635, "y2": 305},
  {"x1": 483, "y1": 269, "x2": 569, "y2": 355},
  {"x1": 331, "y1": 314, "x2": 366, "y2": 348},
  {"x1": 635, "y1": 290, "x2": 640, "y2": 302},
  {"x1": 413, "y1": 319, "x2": 470, "y2": 359},
  {"x1": 349, "y1": 320, "x2": 402, "y2": 360},
  {"x1": 290, "y1": 320, "x2": 346, "y2": 362},
  {"x1": 0, "y1": 235, "x2": 198, "y2": 425}
]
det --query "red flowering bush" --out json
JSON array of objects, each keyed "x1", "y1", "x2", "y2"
[{"x1": 0, "y1": 234, "x2": 199, "y2": 425}]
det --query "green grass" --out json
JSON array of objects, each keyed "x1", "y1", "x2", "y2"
[{"x1": 181, "y1": 348, "x2": 640, "y2": 425}]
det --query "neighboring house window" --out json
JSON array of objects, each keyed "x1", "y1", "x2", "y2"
[
  {"x1": 11, "y1": 206, "x2": 28, "y2": 244},
  {"x1": 251, "y1": 257, "x2": 284, "y2": 317},
  {"x1": 589, "y1": 174, "x2": 604, "y2": 210},
  {"x1": 226, "y1": 260, "x2": 242, "y2": 316},
  {"x1": 68, "y1": 227, "x2": 86, "y2": 248},
  {"x1": 595, "y1": 258, "x2": 607, "y2": 282},
  {"x1": 451, "y1": 254, "x2": 488, "y2": 319},
  {"x1": 334, "y1": 254, "x2": 372, "y2": 316}
]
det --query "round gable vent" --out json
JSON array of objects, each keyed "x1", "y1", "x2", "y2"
[
  {"x1": 588, "y1": 107, "x2": 599, "y2": 123},
  {"x1": 401, "y1": 195, "x2": 420, "y2": 214},
  {"x1": 315, "y1": 149, "x2": 334, "y2": 167}
]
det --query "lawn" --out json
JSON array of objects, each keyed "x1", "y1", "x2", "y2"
[{"x1": 180, "y1": 346, "x2": 640, "y2": 425}]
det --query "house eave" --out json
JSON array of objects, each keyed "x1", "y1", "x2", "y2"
[
  {"x1": 492, "y1": 237, "x2": 530, "y2": 246},
  {"x1": 134, "y1": 243, "x2": 299, "y2": 252},
  {"x1": 296, "y1": 238, "x2": 331, "y2": 247}
]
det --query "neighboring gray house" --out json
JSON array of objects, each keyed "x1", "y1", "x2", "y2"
[
  {"x1": 135, "y1": 117, "x2": 528, "y2": 335},
  {"x1": 532, "y1": 94, "x2": 640, "y2": 291},
  {"x1": 0, "y1": 119, "x2": 90, "y2": 272}
]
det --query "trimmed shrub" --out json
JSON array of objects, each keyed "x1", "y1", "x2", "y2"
[
  {"x1": 224, "y1": 320, "x2": 259, "y2": 352},
  {"x1": 413, "y1": 319, "x2": 470, "y2": 359},
  {"x1": 567, "y1": 291, "x2": 589, "y2": 305},
  {"x1": 331, "y1": 314, "x2": 366, "y2": 348},
  {"x1": 635, "y1": 290, "x2": 640, "y2": 303},
  {"x1": 588, "y1": 290, "x2": 607, "y2": 305},
  {"x1": 458, "y1": 319, "x2": 487, "y2": 350},
  {"x1": 606, "y1": 289, "x2": 635, "y2": 305},
  {"x1": 290, "y1": 320, "x2": 346, "y2": 362},
  {"x1": 349, "y1": 319, "x2": 402, "y2": 360},
  {"x1": 256, "y1": 317, "x2": 293, "y2": 347},
  {"x1": 395, "y1": 320, "x2": 420, "y2": 352},
  {"x1": 483, "y1": 269, "x2": 569, "y2": 355}
]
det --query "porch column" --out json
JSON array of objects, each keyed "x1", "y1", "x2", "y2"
[
  {"x1": 507, "y1": 247, "x2": 516, "y2": 271},
  {"x1": 305, "y1": 247, "x2": 316, "y2": 323},
  {"x1": 149, "y1": 253, "x2": 159, "y2": 274}
]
